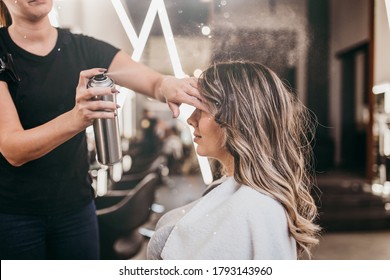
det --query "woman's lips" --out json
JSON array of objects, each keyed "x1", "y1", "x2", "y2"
[
  {"x1": 193, "y1": 134, "x2": 201, "y2": 142},
  {"x1": 28, "y1": 0, "x2": 46, "y2": 4}
]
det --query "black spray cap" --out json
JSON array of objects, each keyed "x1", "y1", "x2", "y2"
[{"x1": 94, "y1": 73, "x2": 106, "y2": 81}]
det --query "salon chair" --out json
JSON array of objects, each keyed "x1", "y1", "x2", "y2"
[
  {"x1": 110, "y1": 154, "x2": 169, "y2": 191},
  {"x1": 95, "y1": 172, "x2": 159, "y2": 260}
]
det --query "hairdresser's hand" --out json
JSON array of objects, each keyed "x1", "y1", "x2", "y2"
[
  {"x1": 71, "y1": 68, "x2": 119, "y2": 130},
  {"x1": 158, "y1": 76, "x2": 207, "y2": 118}
]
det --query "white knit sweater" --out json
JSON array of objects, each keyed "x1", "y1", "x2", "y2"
[{"x1": 147, "y1": 176, "x2": 297, "y2": 260}]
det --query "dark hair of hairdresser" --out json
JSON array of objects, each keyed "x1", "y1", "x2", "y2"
[
  {"x1": 0, "y1": 1, "x2": 12, "y2": 27},
  {"x1": 198, "y1": 60, "x2": 321, "y2": 258}
]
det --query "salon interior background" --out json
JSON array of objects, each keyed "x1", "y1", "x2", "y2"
[{"x1": 50, "y1": 0, "x2": 390, "y2": 231}]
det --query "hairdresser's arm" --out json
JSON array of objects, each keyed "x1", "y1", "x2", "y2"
[
  {"x1": 0, "y1": 68, "x2": 117, "y2": 167},
  {"x1": 107, "y1": 50, "x2": 206, "y2": 118}
]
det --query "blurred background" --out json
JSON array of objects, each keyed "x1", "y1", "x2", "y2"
[{"x1": 51, "y1": 0, "x2": 390, "y2": 259}]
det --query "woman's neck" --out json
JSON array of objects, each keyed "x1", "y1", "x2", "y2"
[
  {"x1": 8, "y1": 18, "x2": 57, "y2": 56},
  {"x1": 219, "y1": 154, "x2": 234, "y2": 177}
]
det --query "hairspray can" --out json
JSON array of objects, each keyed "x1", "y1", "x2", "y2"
[{"x1": 87, "y1": 73, "x2": 122, "y2": 165}]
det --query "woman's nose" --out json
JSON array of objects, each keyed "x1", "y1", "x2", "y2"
[{"x1": 187, "y1": 109, "x2": 198, "y2": 127}]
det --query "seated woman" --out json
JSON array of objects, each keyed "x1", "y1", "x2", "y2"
[{"x1": 147, "y1": 60, "x2": 321, "y2": 260}]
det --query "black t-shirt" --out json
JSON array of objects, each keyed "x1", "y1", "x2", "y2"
[{"x1": 0, "y1": 27, "x2": 119, "y2": 215}]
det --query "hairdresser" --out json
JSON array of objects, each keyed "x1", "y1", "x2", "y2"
[{"x1": 0, "y1": 0, "x2": 203, "y2": 260}]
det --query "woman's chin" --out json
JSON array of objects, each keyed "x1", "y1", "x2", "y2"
[{"x1": 195, "y1": 148, "x2": 207, "y2": 157}]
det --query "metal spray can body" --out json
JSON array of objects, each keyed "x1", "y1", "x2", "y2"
[{"x1": 87, "y1": 73, "x2": 122, "y2": 165}]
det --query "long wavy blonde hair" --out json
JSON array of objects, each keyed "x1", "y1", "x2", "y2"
[{"x1": 198, "y1": 60, "x2": 320, "y2": 258}]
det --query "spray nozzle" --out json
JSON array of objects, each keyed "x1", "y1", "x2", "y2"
[
  {"x1": 0, "y1": 53, "x2": 21, "y2": 84},
  {"x1": 94, "y1": 73, "x2": 107, "y2": 81}
]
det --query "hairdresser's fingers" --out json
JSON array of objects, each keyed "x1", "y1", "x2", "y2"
[
  {"x1": 185, "y1": 96, "x2": 208, "y2": 112},
  {"x1": 89, "y1": 110, "x2": 117, "y2": 119},
  {"x1": 174, "y1": 87, "x2": 208, "y2": 112},
  {"x1": 175, "y1": 78, "x2": 207, "y2": 110},
  {"x1": 174, "y1": 77, "x2": 201, "y2": 99},
  {"x1": 76, "y1": 87, "x2": 118, "y2": 106},
  {"x1": 186, "y1": 77, "x2": 202, "y2": 99},
  {"x1": 73, "y1": 100, "x2": 118, "y2": 129},
  {"x1": 83, "y1": 110, "x2": 117, "y2": 122},
  {"x1": 81, "y1": 86, "x2": 119, "y2": 100},
  {"x1": 167, "y1": 102, "x2": 181, "y2": 119},
  {"x1": 87, "y1": 100, "x2": 119, "y2": 112}
]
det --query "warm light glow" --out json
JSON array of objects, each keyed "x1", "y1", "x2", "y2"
[
  {"x1": 193, "y1": 68, "x2": 203, "y2": 78},
  {"x1": 201, "y1": 26, "x2": 211, "y2": 36},
  {"x1": 383, "y1": 181, "x2": 390, "y2": 196},
  {"x1": 111, "y1": 0, "x2": 213, "y2": 184},
  {"x1": 372, "y1": 183, "x2": 383, "y2": 195}
]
